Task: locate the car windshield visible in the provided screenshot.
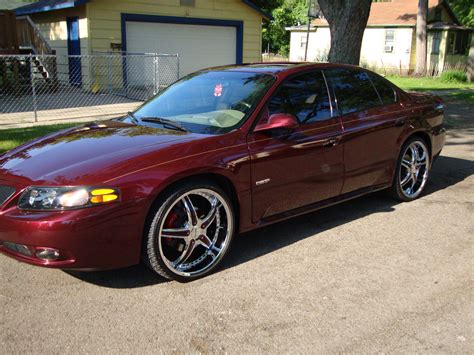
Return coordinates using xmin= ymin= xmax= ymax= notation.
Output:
xmin=127 ymin=71 xmax=276 ymax=134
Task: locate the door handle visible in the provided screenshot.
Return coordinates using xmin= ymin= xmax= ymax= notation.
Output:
xmin=323 ymin=137 xmax=340 ymax=148
xmin=395 ymin=118 xmax=406 ymax=127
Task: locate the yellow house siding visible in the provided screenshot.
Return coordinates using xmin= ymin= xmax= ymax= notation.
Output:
xmin=31 ymin=7 xmax=89 ymax=58
xmin=86 ymin=0 xmax=263 ymax=62
xmin=30 ymin=7 xmax=91 ymax=88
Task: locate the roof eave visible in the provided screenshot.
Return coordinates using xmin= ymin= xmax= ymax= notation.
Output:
xmin=240 ymin=0 xmax=272 ymax=20
xmin=440 ymin=0 xmax=461 ymax=26
xmin=15 ymin=0 xmax=89 ymax=16
xmin=15 ymin=0 xmax=272 ymax=20
xmin=287 ymin=24 xmax=417 ymax=31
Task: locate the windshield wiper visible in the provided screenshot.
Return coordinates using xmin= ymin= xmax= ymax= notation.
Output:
xmin=127 ymin=111 xmax=139 ymax=124
xmin=140 ymin=117 xmax=189 ymax=132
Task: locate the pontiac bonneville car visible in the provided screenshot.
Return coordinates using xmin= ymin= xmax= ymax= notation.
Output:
xmin=0 ymin=63 xmax=445 ymax=281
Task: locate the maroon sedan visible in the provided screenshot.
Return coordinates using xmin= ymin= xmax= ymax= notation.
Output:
xmin=0 ymin=63 xmax=445 ymax=281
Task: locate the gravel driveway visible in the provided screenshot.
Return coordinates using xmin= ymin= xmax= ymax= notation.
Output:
xmin=1 ymin=100 xmax=473 ymax=353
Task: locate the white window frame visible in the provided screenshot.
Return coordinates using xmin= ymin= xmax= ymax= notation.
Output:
xmin=384 ymin=29 xmax=395 ymax=53
xmin=300 ymin=34 xmax=307 ymax=49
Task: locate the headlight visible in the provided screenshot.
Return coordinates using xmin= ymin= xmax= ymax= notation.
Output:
xmin=18 ymin=187 xmax=120 ymax=211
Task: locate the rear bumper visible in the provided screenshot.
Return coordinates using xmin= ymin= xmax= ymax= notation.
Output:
xmin=0 ymin=199 xmax=148 ymax=270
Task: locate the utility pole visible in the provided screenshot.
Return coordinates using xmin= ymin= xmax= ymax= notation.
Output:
xmin=305 ymin=0 xmax=319 ymax=61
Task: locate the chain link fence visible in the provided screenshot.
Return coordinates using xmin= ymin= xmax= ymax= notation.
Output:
xmin=0 ymin=53 xmax=179 ymax=126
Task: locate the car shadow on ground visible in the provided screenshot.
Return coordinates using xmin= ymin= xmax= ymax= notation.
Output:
xmin=65 ymin=154 xmax=473 ymax=289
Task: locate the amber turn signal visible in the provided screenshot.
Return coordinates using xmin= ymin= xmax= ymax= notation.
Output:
xmin=90 ymin=188 xmax=119 ymax=204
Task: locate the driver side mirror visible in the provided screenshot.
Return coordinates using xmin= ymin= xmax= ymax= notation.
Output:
xmin=254 ymin=113 xmax=299 ymax=134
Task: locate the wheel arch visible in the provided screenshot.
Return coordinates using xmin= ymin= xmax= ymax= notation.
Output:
xmin=391 ymin=129 xmax=433 ymax=184
xmin=404 ymin=130 xmax=433 ymax=157
xmin=141 ymin=172 xmax=241 ymax=248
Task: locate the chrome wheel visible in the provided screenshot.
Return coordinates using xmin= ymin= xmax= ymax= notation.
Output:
xmin=399 ymin=140 xmax=430 ymax=199
xmin=157 ymin=188 xmax=233 ymax=277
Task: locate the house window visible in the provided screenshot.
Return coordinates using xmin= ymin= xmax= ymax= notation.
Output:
xmin=300 ymin=35 xmax=307 ymax=48
xmin=447 ymin=31 xmax=456 ymax=54
xmin=384 ymin=29 xmax=395 ymax=53
xmin=455 ymin=31 xmax=471 ymax=55
xmin=431 ymin=31 xmax=441 ymax=54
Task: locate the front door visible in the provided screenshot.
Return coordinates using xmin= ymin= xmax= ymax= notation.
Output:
xmin=248 ymin=70 xmax=344 ymax=222
xmin=66 ymin=17 xmax=81 ymax=86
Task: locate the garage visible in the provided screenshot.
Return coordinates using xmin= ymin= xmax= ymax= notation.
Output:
xmin=123 ymin=14 xmax=243 ymax=78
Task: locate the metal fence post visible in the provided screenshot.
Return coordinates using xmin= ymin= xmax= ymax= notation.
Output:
xmin=107 ymin=55 xmax=113 ymax=94
xmin=153 ymin=54 xmax=158 ymax=95
xmin=176 ymin=53 xmax=180 ymax=80
xmin=29 ymin=54 xmax=38 ymax=123
xmin=0 ymin=52 xmax=180 ymax=125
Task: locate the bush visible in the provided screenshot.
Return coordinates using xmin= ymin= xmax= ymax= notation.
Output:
xmin=440 ymin=70 xmax=467 ymax=83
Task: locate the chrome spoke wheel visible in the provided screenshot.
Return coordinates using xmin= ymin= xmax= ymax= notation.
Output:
xmin=399 ymin=141 xmax=430 ymax=199
xmin=157 ymin=188 xmax=233 ymax=277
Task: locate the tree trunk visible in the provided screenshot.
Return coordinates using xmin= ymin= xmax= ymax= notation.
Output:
xmin=415 ymin=0 xmax=428 ymax=75
xmin=467 ymin=35 xmax=473 ymax=82
xmin=318 ymin=0 xmax=372 ymax=65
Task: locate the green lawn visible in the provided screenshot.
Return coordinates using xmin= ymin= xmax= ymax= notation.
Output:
xmin=0 ymin=123 xmax=79 ymax=154
xmin=386 ymin=76 xmax=474 ymax=103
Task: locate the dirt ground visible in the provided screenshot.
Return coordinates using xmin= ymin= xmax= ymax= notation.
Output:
xmin=1 ymin=99 xmax=473 ymax=353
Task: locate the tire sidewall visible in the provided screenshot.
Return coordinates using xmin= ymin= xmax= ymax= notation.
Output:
xmin=144 ymin=181 xmax=235 ymax=282
xmin=392 ymin=137 xmax=430 ymax=202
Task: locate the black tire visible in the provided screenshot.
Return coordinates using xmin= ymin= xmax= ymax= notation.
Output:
xmin=143 ymin=180 xmax=235 ymax=282
xmin=389 ymin=136 xmax=431 ymax=202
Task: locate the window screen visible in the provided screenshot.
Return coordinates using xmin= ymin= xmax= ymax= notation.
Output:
xmin=431 ymin=31 xmax=441 ymax=54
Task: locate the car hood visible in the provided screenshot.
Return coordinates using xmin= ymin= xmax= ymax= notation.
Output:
xmin=0 ymin=121 xmax=200 ymax=185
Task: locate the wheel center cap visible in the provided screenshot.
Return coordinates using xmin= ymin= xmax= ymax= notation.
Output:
xmin=190 ymin=226 xmax=206 ymax=240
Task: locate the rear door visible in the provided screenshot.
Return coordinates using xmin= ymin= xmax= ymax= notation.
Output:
xmin=248 ymin=70 xmax=344 ymax=221
xmin=324 ymin=68 xmax=406 ymax=193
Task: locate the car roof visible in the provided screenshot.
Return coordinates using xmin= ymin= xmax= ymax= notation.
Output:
xmin=202 ymin=62 xmax=363 ymax=76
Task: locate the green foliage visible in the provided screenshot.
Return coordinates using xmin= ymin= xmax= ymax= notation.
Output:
xmin=262 ymin=0 xmax=308 ymax=56
xmin=440 ymin=70 xmax=468 ymax=83
xmin=447 ymin=0 xmax=474 ymax=27
xmin=250 ymin=0 xmax=284 ymax=13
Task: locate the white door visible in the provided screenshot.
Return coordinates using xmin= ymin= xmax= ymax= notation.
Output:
xmin=126 ymin=21 xmax=237 ymax=79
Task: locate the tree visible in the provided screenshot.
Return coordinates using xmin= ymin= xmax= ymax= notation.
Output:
xmin=415 ymin=0 xmax=428 ymax=75
xmin=262 ymin=0 xmax=308 ymax=55
xmin=318 ymin=0 xmax=372 ymax=65
xmin=448 ymin=0 xmax=474 ymax=27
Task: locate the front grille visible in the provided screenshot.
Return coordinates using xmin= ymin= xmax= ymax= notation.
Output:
xmin=0 ymin=185 xmax=16 ymax=206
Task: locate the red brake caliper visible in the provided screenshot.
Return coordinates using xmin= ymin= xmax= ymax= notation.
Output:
xmin=163 ymin=211 xmax=179 ymax=245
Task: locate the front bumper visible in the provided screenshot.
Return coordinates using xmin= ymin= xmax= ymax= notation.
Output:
xmin=0 ymin=188 xmax=148 ymax=270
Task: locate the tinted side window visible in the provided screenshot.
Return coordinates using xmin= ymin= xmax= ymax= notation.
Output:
xmin=325 ymin=68 xmax=381 ymax=115
xmin=368 ymin=72 xmax=397 ymax=105
xmin=268 ymin=71 xmax=332 ymax=124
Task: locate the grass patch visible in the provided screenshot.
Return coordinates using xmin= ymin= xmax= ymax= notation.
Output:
xmin=386 ymin=75 xmax=474 ymax=104
xmin=0 ymin=123 xmax=80 ymax=154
